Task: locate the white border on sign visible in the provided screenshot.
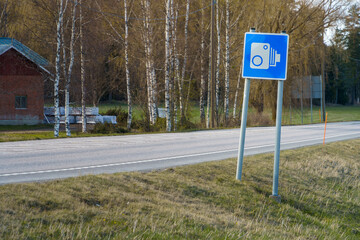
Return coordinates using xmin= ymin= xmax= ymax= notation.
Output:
xmin=242 ymin=32 xmax=289 ymax=81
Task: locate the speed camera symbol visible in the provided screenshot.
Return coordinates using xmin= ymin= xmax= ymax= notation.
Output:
xmin=250 ymin=43 xmax=280 ymax=70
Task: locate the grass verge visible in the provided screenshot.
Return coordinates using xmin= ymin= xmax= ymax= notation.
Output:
xmin=1 ymin=139 xmax=359 ymax=239
xmin=0 ymin=131 xmax=105 ymax=142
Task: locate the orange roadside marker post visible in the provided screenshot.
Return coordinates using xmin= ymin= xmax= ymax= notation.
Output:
xmin=323 ymin=112 xmax=328 ymax=145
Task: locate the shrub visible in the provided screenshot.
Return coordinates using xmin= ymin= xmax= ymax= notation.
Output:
xmin=247 ymin=111 xmax=272 ymax=127
xmin=153 ymin=118 xmax=166 ymax=132
xmin=91 ymin=123 xmax=127 ymax=134
xmin=131 ymin=117 xmax=166 ymax=132
xmin=177 ymin=118 xmax=197 ymax=131
xmin=103 ymin=107 xmax=128 ymax=127
xmin=131 ymin=117 xmax=151 ymax=132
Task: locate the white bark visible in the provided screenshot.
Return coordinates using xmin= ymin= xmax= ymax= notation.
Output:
xmin=179 ymin=0 xmax=190 ymax=119
xmin=199 ymin=0 xmax=205 ymax=123
xmin=224 ymin=0 xmax=230 ymax=121
xmin=80 ymin=0 xmax=86 ymax=133
xmin=171 ymin=1 xmax=178 ymax=130
xmin=64 ymin=0 xmax=77 ymax=137
xmin=124 ymin=0 xmax=132 ymax=130
xmin=151 ymin=65 xmax=157 ymax=123
xmin=142 ymin=0 xmax=153 ymax=124
xmin=215 ymin=2 xmax=221 ymax=121
xmin=206 ymin=46 xmax=211 ymax=129
xmin=61 ymin=18 xmax=67 ymax=134
xmin=142 ymin=0 xmax=157 ymax=125
xmin=54 ymin=0 xmax=65 ymax=137
xmin=165 ymin=0 xmax=171 ymax=131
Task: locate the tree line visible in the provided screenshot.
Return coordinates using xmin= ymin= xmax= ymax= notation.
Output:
xmin=0 ymin=0 xmax=358 ymax=136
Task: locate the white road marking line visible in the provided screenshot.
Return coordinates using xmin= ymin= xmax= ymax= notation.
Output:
xmin=1 ymin=132 xmax=359 ymax=177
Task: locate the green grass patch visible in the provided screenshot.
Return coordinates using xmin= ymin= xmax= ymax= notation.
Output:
xmin=0 ymin=124 xmax=52 ymax=132
xmin=98 ymin=100 xmax=144 ymax=119
xmin=1 ymin=139 xmax=359 ymax=239
xmin=326 ymin=105 xmax=360 ymax=122
xmin=281 ymin=105 xmax=360 ymax=125
xmin=0 ymin=131 xmax=106 ymax=142
xmin=98 ymin=101 xmax=360 ymax=127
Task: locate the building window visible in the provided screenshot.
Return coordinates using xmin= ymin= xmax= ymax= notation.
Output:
xmin=15 ymin=96 xmax=27 ymax=109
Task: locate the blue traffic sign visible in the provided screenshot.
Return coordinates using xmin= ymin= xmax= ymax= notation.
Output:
xmin=242 ymin=32 xmax=289 ymax=80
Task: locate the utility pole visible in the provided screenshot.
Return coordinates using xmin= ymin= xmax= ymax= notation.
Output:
xmin=210 ymin=0 xmax=216 ymax=128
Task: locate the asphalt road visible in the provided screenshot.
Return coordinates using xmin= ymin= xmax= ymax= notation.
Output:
xmin=1 ymin=121 xmax=359 ymax=184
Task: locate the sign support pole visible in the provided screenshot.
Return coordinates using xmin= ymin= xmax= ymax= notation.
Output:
xmin=270 ymin=79 xmax=284 ymax=203
xmin=236 ymin=28 xmax=255 ymax=181
xmin=270 ymin=30 xmax=287 ymax=203
xmin=236 ymin=78 xmax=251 ymax=180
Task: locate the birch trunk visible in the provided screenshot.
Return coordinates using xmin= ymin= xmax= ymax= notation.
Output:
xmin=206 ymin=47 xmax=211 ymax=129
xmin=65 ymin=0 xmax=77 ymax=137
xmin=150 ymin=65 xmax=157 ymax=123
xmin=143 ymin=0 xmax=157 ymax=125
xmin=179 ymin=0 xmax=190 ymax=119
xmin=224 ymin=0 xmax=230 ymax=122
xmin=165 ymin=0 xmax=171 ymax=131
xmin=145 ymin=52 xmax=153 ymax=123
xmin=215 ymin=2 xmax=221 ymax=123
xmin=80 ymin=0 xmax=86 ymax=132
xmin=61 ymin=14 xmax=67 ymax=134
xmin=142 ymin=0 xmax=153 ymax=124
xmin=171 ymin=1 xmax=179 ymax=130
xmin=199 ymin=0 xmax=205 ymax=124
xmin=149 ymin=19 xmax=157 ymax=124
xmin=54 ymin=0 xmax=65 ymax=137
xmin=233 ymin=66 xmax=242 ymax=119
xmin=124 ymin=0 xmax=132 ymax=130
xmin=199 ymin=51 xmax=205 ymax=124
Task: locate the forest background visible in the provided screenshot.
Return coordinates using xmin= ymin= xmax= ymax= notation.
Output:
xmin=0 ymin=0 xmax=359 ymax=135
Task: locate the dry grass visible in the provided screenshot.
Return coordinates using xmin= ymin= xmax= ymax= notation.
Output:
xmin=247 ymin=111 xmax=273 ymax=127
xmin=0 ymin=139 xmax=359 ymax=239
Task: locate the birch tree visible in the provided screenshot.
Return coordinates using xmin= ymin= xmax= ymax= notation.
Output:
xmin=54 ymin=0 xmax=66 ymax=137
xmin=170 ymin=0 xmax=178 ymax=130
xmin=206 ymin=46 xmax=211 ymax=128
xmin=224 ymin=0 xmax=230 ymax=121
xmin=64 ymin=0 xmax=78 ymax=137
xmin=79 ymin=0 xmax=86 ymax=133
xmin=164 ymin=0 xmax=171 ymax=131
xmin=142 ymin=0 xmax=157 ymax=125
xmin=199 ymin=0 xmax=206 ymax=124
xmin=215 ymin=1 xmax=221 ymax=123
xmin=179 ymin=0 xmax=190 ymax=120
xmin=124 ymin=0 xmax=132 ymax=130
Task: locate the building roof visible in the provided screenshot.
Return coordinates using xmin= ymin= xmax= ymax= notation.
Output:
xmin=0 ymin=38 xmax=49 ymax=74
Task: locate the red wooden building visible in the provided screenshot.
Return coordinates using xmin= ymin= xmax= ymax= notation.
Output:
xmin=0 ymin=38 xmax=49 ymax=125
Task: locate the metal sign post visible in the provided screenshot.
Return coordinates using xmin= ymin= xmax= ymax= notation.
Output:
xmin=236 ymin=28 xmax=255 ymax=181
xmin=237 ymin=30 xmax=289 ymax=203
xmin=236 ymin=77 xmax=251 ymax=180
xmin=270 ymin=79 xmax=284 ymax=202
